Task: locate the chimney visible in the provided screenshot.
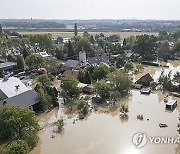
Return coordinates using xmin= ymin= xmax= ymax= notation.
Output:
xmin=15 ymin=85 xmax=20 ymax=90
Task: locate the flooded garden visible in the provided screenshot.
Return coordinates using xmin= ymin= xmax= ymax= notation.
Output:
xmin=31 ymin=61 xmax=180 ymax=154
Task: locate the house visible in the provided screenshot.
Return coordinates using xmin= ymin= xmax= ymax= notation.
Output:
xmin=63 ymin=38 xmax=70 ymax=43
xmin=125 ymin=51 xmax=139 ymax=61
xmin=94 ymin=47 xmax=105 ymax=56
xmin=136 ymin=73 xmax=154 ymax=86
xmin=87 ymin=55 xmax=110 ymax=66
xmin=0 ymin=77 xmax=30 ymax=100
xmin=64 ymin=60 xmax=80 ymax=70
xmin=62 ymin=70 xmax=79 ymax=79
xmin=38 ymin=52 xmax=50 ymax=58
xmin=0 ymin=62 xmax=17 ymax=71
xmin=0 ymin=90 xmax=40 ymax=110
xmin=0 ymin=77 xmax=40 ymax=110
xmin=166 ymin=99 xmax=177 ymax=110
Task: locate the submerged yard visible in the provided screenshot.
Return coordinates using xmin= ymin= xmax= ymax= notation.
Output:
xmin=31 ymin=61 xmax=180 ymax=154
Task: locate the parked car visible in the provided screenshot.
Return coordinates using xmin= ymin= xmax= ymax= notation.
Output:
xmin=140 ymin=88 xmax=151 ymax=94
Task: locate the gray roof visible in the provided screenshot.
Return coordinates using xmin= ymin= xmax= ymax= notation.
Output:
xmin=0 ymin=90 xmax=40 ymax=108
xmin=0 ymin=62 xmax=17 ymax=69
xmin=126 ymin=52 xmax=134 ymax=58
xmin=64 ymin=60 xmax=80 ymax=68
xmin=94 ymin=47 xmax=105 ymax=55
xmin=87 ymin=55 xmax=110 ymax=66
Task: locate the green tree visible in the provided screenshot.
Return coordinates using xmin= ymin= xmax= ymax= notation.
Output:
xmin=124 ymin=61 xmax=134 ymax=72
xmin=61 ymin=77 xmax=81 ymax=101
xmin=171 ymin=30 xmax=180 ymax=41
xmin=0 ymin=106 xmax=38 ymax=150
xmin=77 ymin=100 xmax=89 ymax=119
xmin=67 ymin=40 xmax=74 ymax=58
xmin=108 ymin=35 xmax=120 ymax=42
xmin=108 ymin=71 xmax=131 ymax=96
xmin=120 ymin=104 xmax=129 ymax=115
xmin=173 ymin=39 xmax=180 ymax=55
xmin=16 ymin=56 xmax=25 ymax=71
xmin=22 ymin=48 xmax=29 ymax=60
xmin=0 ymin=24 xmax=2 ymax=34
xmin=74 ymin=23 xmax=78 ymax=36
xmin=158 ymin=31 xmax=169 ymax=40
xmin=90 ymin=35 xmax=95 ymax=44
xmin=25 ymin=54 xmax=43 ymax=69
xmin=37 ymin=74 xmax=51 ymax=87
xmin=53 ymin=119 xmax=64 ymax=133
xmin=92 ymin=64 xmax=109 ymax=81
xmin=7 ymin=140 xmax=29 ymax=154
xmin=95 ymin=80 xmax=112 ymax=100
xmin=158 ymin=41 xmax=170 ymax=61
xmin=35 ymin=84 xmax=51 ymax=111
xmin=29 ymin=34 xmax=54 ymax=53
xmin=116 ymin=55 xmax=126 ymax=68
xmin=110 ymin=90 xmax=121 ymax=104
xmin=78 ymin=69 xmax=91 ymax=84
xmin=76 ymin=38 xmax=93 ymax=55
xmin=0 ymin=69 xmax=3 ymax=78
xmin=0 ymin=145 xmax=7 ymax=154
xmin=133 ymin=34 xmax=157 ymax=60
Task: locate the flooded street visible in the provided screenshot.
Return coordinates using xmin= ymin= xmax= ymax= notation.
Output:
xmin=31 ymin=61 xmax=180 ymax=154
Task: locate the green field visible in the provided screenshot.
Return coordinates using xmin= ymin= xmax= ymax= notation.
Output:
xmin=19 ymin=31 xmax=158 ymax=39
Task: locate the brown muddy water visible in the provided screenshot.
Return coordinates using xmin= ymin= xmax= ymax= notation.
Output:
xmin=31 ymin=61 xmax=180 ymax=154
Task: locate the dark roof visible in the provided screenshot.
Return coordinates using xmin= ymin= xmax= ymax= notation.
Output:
xmin=87 ymin=55 xmax=110 ymax=66
xmin=82 ymin=86 xmax=93 ymax=94
xmin=0 ymin=90 xmax=40 ymax=108
xmin=62 ymin=70 xmax=79 ymax=78
xmin=94 ymin=47 xmax=105 ymax=55
xmin=64 ymin=60 xmax=80 ymax=68
xmin=0 ymin=62 xmax=17 ymax=69
xmin=137 ymin=73 xmax=154 ymax=83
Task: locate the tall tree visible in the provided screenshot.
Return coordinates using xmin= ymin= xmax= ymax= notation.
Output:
xmin=25 ymin=54 xmax=43 ymax=69
xmin=158 ymin=41 xmax=170 ymax=60
xmin=133 ymin=34 xmax=157 ymax=60
xmin=108 ymin=70 xmax=131 ymax=96
xmin=61 ymin=76 xmax=81 ymax=100
xmin=16 ymin=56 xmax=25 ymax=71
xmin=74 ymin=23 xmax=78 ymax=36
xmin=67 ymin=40 xmax=74 ymax=58
xmin=0 ymin=24 xmax=2 ymax=34
xmin=95 ymin=80 xmax=112 ymax=100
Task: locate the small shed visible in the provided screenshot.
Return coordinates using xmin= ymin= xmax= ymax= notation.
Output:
xmin=166 ymin=99 xmax=177 ymax=110
xmin=82 ymin=86 xmax=93 ymax=94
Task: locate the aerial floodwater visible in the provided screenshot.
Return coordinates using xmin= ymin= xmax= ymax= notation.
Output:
xmin=31 ymin=61 xmax=180 ymax=154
